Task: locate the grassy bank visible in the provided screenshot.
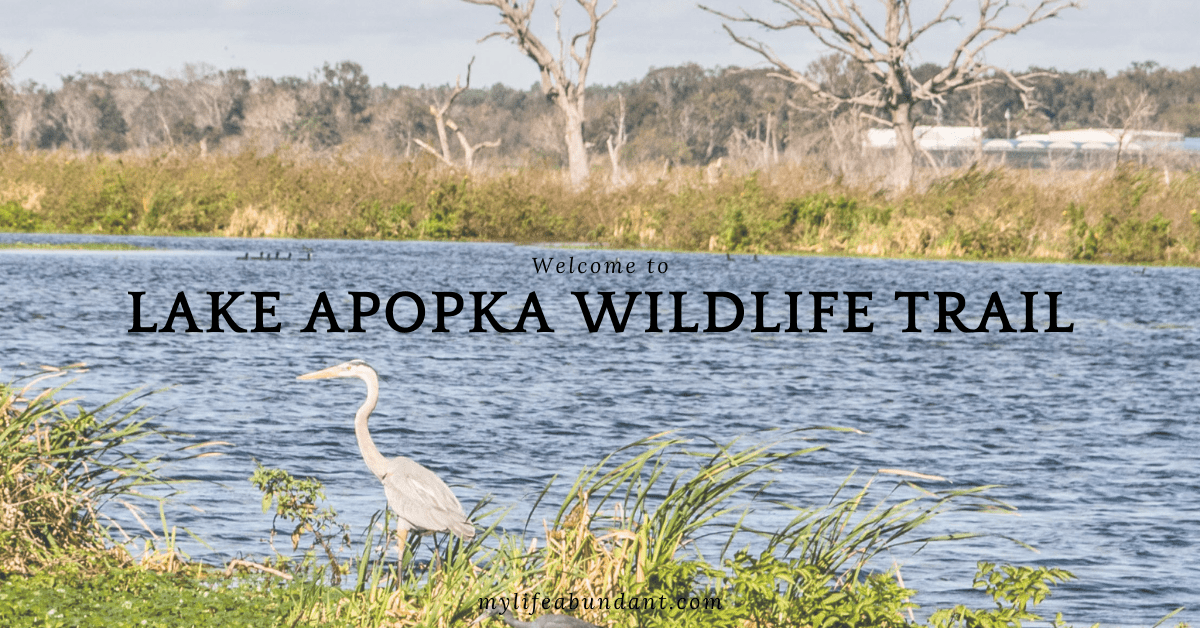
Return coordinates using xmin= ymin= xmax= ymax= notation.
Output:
xmin=0 ymin=369 xmax=1188 ymax=627
xmin=1 ymin=149 xmax=1199 ymax=264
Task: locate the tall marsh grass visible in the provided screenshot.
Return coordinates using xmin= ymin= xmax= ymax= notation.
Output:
xmin=2 ymin=368 xmax=1185 ymax=626
xmin=257 ymin=432 xmax=1101 ymax=628
xmin=0 ymin=365 xmax=221 ymax=574
xmin=2 ymin=148 xmax=1198 ymax=264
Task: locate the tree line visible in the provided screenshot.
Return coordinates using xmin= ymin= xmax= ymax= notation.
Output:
xmin=0 ymin=55 xmax=1196 ymax=171
xmin=4 ymin=0 xmax=1200 ymax=189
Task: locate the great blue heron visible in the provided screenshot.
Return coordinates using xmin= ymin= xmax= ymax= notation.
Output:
xmin=297 ymin=359 xmax=475 ymax=560
xmin=471 ymin=607 xmax=601 ymax=628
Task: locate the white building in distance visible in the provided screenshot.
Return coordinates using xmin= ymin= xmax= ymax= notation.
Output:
xmin=865 ymin=126 xmax=1187 ymax=153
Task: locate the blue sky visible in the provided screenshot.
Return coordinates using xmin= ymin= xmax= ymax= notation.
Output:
xmin=3 ymin=0 xmax=1197 ymax=89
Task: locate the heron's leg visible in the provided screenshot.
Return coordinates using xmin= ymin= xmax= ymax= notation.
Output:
xmin=395 ymin=524 xmax=409 ymax=581
xmin=431 ymin=533 xmax=444 ymax=572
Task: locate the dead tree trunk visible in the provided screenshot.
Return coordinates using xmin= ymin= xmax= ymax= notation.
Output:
xmin=452 ymin=120 xmax=502 ymax=171
xmin=1102 ymin=90 xmax=1155 ymax=169
xmin=415 ymin=59 xmax=472 ymax=167
xmin=605 ymin=93 xmax=627 ymax=186
xmin=464 ymin=0 xmax=616 ymax=188
xmin=413 ymin=58 xmax=501 ymax=171
xmin=891 ymin=102 xmax=917 ymax=188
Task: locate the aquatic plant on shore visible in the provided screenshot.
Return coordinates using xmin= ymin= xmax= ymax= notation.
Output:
xmin=1 ymin=366 xmax=152 ymax=573
xmin=253 ymin=432 xmax=1123 ymax=628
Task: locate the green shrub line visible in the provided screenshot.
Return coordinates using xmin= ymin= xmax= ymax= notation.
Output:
xmin=0 ymin=368 xmax=1189 ymax=626
xmin=2 ymin=150 xmax=1199 ymax=265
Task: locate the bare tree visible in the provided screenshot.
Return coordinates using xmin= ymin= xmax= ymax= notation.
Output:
xmin=1098 ymin=90 xmax=1155 ymax=167
xmin=241 ymin=79 xmax=300 ymax=150
xmin=180 ymin=64 xmax=248 ymax=154
xmin=365 ymin=89 xmax=424 ymax=158
xmin=415 ymin=60 xmax=472 ymax=167
xmin=605 ymin=93 xmax=627 ymax=186
xmin=416 ymin=63 xmax=471 ymax=166
xmin=414 ymin=59 xmax=501 ymax=171
xmin=50 ymin=78 xmax=101 ymax=151
xmin=452 ymin=119 xmax=503 ymax=171
xmin=463 ymin=0 xmax=616 ymax=187
xmin=126 ymin=75 xmax=178 ymax=149
xmin=705 ymin=0 xmax=1079 ymax=186
xmin=9 ymin=88 xmax=41 ymax=150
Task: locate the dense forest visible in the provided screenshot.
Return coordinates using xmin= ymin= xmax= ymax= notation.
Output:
xmin=1 ymin=56 xmax=1197 ymax=170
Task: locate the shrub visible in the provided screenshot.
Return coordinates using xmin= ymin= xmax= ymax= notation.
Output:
xmin=0 ymin=201 xmax=39 ymax=232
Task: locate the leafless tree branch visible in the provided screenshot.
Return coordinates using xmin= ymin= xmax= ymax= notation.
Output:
xmin=705 ymin=0 xmax=1080 ymax=186
xmin=426 ymin=58 xmax=474 ymax=163
xmin=413 ymin=138 xmax=458 ymax=168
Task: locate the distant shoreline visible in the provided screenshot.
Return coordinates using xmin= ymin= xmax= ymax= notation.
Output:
xmin=0 ymin=241 xmax=148 ymax=251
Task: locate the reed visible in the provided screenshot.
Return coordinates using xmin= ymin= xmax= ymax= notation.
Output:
xmin=0 ymin=365 xmax=223 ymax=575
xmin=256 ymin=431 xmax=1109 ymax=628
xmin=0 ymin=369 xmax=1186 ymax=627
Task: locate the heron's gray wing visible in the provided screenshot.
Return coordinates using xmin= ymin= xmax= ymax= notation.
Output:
xmin=381 ymin=456 xmax=475 ymax=538
xmin=535 ymin=614 xmax=602 ymax=628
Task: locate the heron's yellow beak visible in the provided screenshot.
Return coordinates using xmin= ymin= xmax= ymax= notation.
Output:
xmin=297 ymin=365 xmax=341 ymax=380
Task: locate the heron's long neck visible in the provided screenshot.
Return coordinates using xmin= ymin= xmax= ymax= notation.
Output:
xmin=354 ymin=371 xmax=389 ymax=478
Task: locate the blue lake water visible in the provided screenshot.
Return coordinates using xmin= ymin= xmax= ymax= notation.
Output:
xmin=1 ymin=233 xmax=1196 ymax=626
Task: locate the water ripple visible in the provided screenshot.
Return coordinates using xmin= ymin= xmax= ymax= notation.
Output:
xmin=1 ymin=233 xmax=1196 ymax=625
